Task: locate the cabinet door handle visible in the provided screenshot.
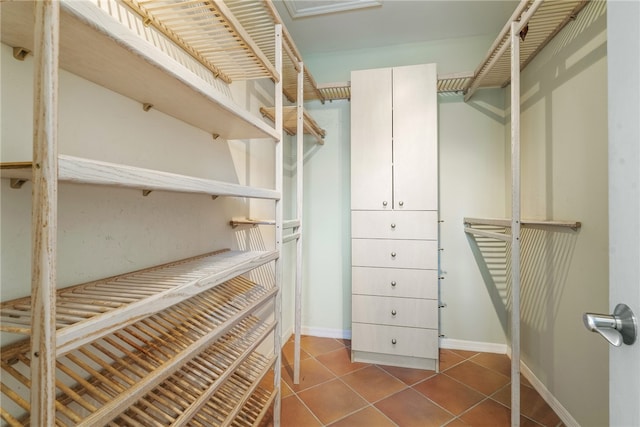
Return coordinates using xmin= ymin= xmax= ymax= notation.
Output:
xmin=391 ymin=339 xmax=397 ymax=345
xmin=391 ymin=310 xmax=397 ymax=316
xmin=391 ymin=281 xmax=397 ymax=287
xmin=391 ymin=252 xmax=396 ymax=258
xmin=382 ymin=201 xmax=388 ymax=207
xmin=398 ymin=201 xmax=404 ymax=207
xmin=390 ymin=223 xmax=396 ymax=229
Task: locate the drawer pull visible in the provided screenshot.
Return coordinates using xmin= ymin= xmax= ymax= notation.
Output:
xmin=391 ymin=281 xmax=397 ymax=287
xmin=391 ymin=338 xmax=397 ymax=345
xmin=390 ymin=223 xmax=396 ymax=229
xmin=391 ymin=252 xmax=397 ymax=258
xmin=391 ymin=310 xmax=397 ymax=316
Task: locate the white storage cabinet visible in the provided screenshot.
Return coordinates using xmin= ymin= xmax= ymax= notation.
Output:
xmin=350 ymin=63 xmax=439 ymax=370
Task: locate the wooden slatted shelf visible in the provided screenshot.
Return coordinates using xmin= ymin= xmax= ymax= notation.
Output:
xmin=0 ymin=249 xmax=278 ymax=355
xmin=0 ymin=277 xmax=276 ymax=426
xmin=260 ymin=106 xmax=325 ymax=145
xmin=0 ymin=156 xmax=280 ymax=200
xmin=0 ymin=0 xmax=278 ymax=140
xmin=464 ymin=0 xmax=587 ymax=100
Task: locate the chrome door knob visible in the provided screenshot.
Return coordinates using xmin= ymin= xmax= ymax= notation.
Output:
xmin=398 ymin=201 xmax=404 ymax=207
xmin=390 ymin=223 xmax=396 ymax=229
xmin=583 ymin=303 xmax=637 ymax=346
xmin=390 ymin=281 xmax=397 ymax=287
xmin=391 ymin=339 xmax=397 ymax=345
xmin=391 ymin=252 xmax=396 ymax=258
xmin=391 ymin=310 xmax=397 ymax=316
xmin=382 ymin=201 xmax=388 ymax=207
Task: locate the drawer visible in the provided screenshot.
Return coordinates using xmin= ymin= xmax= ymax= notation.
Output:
xmin=352 ymin=211 xmax=437 ymax=240
xmin=352 ymin=295 xmax=438 ymax=328
xmin=352 ymin=267 xmax=438 ymax=299
xmin=351 ymin=323 xmax=438 ymax=359
xmin=352 ymin=239 xmax=438 ymax=269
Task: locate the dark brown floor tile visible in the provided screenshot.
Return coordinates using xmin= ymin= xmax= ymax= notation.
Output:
xmin=300 ymin=336 xmax=346 ymax=357
xmin=413 ymin=374 xmax=485 ymax=415
xmin=445 ymin=360 xmax=510 ymax=395
xmin=280 ymin=395 xmax=323 ymax=427
xmin=470 ymin=352 xmax=511 ymax=378
xmin=459 ymin=399 xmax=540 ymax=427
xmin=342 ymin=365 xmax=407 ymax=403
xmin=297 ymin=379 xmax=368 ymax=425
xmin=328 ymin=406 xmax=396 ymax=427
xmin=492 ymin=383 xmax=562 ymax=427
xmin=282 ymin=357 xmax=336 ymax=393
xmin=316 ymin=346 xmax=369 ymax=376
xmin=439 ymin=349 xmax=466 ymax=371
xmin=281 ymin=338 xmax=312 ymax=367
xmin=379 ymin=364 xmax=436 ymax=385
xmin=375 ymin=388 xmax=455 ymax=427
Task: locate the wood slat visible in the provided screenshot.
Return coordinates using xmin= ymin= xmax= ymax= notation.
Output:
xmin=259 ymin=107 xmax=325 ymax=144
xmin=0 ymin=277 xmax=276 ymax=426
xmin=0 ymin=249 xmax=279 ymax=355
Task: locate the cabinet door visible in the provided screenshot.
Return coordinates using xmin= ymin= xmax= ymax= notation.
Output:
xmin=351 ymin=67 xmax=393 ymax=210
xmin=392 ymin=64 xmax=438 ymax=211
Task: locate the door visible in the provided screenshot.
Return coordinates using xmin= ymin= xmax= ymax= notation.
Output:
xmin=607 ymin=2 xmax=639 ymax=425
xmin=392 ymin=63 xmax=438 ymax=211
xmin=351 ymin=67 xmax=392 ymax=210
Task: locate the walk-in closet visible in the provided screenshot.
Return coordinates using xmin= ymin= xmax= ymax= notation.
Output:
xmin=1 ymin=0 xmax=638 ymax=426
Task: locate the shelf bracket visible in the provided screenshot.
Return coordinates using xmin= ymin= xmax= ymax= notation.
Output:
xmin=13 ymin=47 xmax=31 ymax=61
xmin=10 ymin=178 xmax=27 ymax=189
xmin=142 ymin=190 xmax=152 ymax=196
xmin=142 ymin=103 xmax=153 ymax=112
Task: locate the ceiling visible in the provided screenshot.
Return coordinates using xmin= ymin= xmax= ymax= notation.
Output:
xmin=272 ymin=0 xmax=521 ymax=56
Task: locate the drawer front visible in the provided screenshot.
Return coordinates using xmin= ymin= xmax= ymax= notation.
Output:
xmin=352 ymin=239 xmax=438 ymax=269
xmin=352 ymin=295 xmax=438 ymax=328
xmin=352 ymin=267 xmax=438 ymax=299
xmin=351 ymin=211 xmax=437 ymax=240
xmin=351 ymin=323 xmax=438 ymax=359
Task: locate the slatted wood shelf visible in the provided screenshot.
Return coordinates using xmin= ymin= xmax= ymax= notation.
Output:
xmin=464 ymin=0 xmax=588 ymax=100
xmin=260 ymin=106 xmax=325 ymax=145
xmin=0 ymin=156 xmax=280 ymax=200
xmin=1 ymin=276 xmax=276 ymax=425
xmin=0 ymin=0 xmax=278 ymax=140
xmin=0 ymin=249 xmax=278 ymax=355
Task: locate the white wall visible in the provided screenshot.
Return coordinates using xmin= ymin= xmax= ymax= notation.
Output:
xmin=507 ymin=2 xmax=609 ymax=425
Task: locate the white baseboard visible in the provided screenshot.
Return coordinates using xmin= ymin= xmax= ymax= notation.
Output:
xmin=300 ymin=326 xmax=351 ymax=340
xmin=519 ymin=362 xmax=580 ymax=427
xmin=440 ymin=337 xmax=508 ymax=354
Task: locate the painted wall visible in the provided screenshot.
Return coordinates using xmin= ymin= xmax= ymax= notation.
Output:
xmin=504 ymin=2 xmax=609 ymax=425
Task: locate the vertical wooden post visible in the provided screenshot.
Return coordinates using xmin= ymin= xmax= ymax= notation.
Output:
xmin=31 ymin=1 xmax=59 ymax=425
xmin=510 ymin=20 xmax=521 ymax=427
xmin=273 ymin=23 xmax=283 ymax=427
xmin=293 ymin=61 xmax=304 ymax=385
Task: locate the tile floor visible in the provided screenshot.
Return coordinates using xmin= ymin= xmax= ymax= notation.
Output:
xmin=268 ymin=335 xmax=564 ymax=427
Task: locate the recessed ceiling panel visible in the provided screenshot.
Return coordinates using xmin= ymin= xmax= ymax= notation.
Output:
xmin=284 ymin=0 xmax=382 ymax=18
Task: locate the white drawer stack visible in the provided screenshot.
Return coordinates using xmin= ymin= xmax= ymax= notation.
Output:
xmin=351 ymin=211 xmax=439 ymax=370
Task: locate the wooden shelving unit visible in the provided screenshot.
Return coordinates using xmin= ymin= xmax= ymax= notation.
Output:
xmin=260 ymin=106 xmax=325 ymax=145
xmin=0 ymin=0 xmax=287 ymax=424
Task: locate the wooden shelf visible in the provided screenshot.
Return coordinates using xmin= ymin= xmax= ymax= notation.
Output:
xmin=260 ymin=106 xmax=326 ymax=145
xmin=0 ymin=249 xmax=278 ymax=355
xmin=1 ymin=156 xmax=280 ymax=200
xmin=230 ymin=218 xmax=276 ymax=228
xmin=464 ymin=0 xmax=587 ymax=100
xmin=0 ymin=0 xmax=278 ymax=140
xmin=1 ymin=277 xmax=276 ymax=425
